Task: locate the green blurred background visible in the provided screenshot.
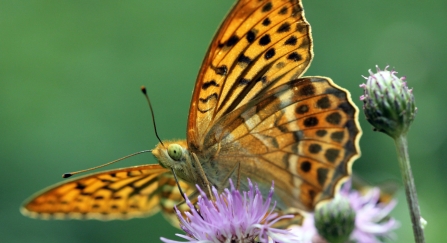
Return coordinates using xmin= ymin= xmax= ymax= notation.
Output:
xmin=1 ymin=0 xmax=446 ymax=242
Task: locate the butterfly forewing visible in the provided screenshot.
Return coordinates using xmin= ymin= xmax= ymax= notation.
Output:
xmin=21 ymin=165 xmax=195 ymax=222
xmin=188 ymin=0 xmax=312 ymax=147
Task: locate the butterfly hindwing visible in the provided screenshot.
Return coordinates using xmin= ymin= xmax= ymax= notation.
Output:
xmin=201 ymin=77 xmax=360 ymax=210
xmin=21 ymin=165 xmax=195 ymax=222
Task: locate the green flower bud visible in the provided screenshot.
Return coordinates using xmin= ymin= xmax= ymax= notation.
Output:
xmin=314 ymin=196 xmax=356 ymax=243
xmin=360 ymin=65 xmax=417 ymax=138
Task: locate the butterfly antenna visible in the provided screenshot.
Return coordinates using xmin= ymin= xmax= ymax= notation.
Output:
xmin=62 ymin=150 xmax=152 ymax=178
xmin=141 ymin=86 xmax=164 ymax=148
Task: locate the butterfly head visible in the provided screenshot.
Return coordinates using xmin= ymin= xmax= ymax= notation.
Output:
xmin=152 ymin=140 xmax=194 ymax=182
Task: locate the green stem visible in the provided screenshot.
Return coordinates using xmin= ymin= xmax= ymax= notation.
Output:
xmin=394 ymin=134 xmax=425 ymax=243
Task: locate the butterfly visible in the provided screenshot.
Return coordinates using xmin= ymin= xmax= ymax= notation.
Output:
xmin=21 ymin=0 xmax=361 ymax=225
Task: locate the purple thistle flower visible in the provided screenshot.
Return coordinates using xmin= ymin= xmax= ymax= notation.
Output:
xmin=290 ymin=181 xmax=399 ymax=243
xmin=345 ymin=181 xmax=399 ymax=243
xmin=161 ymin=179 xmax=301 ymax=243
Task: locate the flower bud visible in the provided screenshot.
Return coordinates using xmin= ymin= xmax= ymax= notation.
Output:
xmin=314 ymin=196 xmax=356 ymax=243
xmin=360 ymin=65 xmax=417 ymax=138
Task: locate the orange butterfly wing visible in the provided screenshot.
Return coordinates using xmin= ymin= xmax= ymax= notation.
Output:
xmin=186 ymin=0 xmax=361 ymax=211
xmin=204 ymin=77 xmax=361 ymax=210
xmin=21 ymin=165 xmax=194 ymax=223
xmin=188 ymin=0 xmax=312 ymax=149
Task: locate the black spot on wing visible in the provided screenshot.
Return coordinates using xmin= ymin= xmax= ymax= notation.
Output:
xmin=317 ymin=96 xmax=331 ymax=109
xmin=199 ymin=93 xmax=218 ymax=103
xmin=262 ymin=2 xmax=273 ymax=12
xmin=317 ymin=168 xmax=329 ymax=187
xmin=299 ymin=84 xmax=316 ymax=96
xmin=75 ymin=183 xmax=86 ymax=190
xmin=246 ymin=30 xmax=256 ymax=43
xmin=277 ymin=22 xmax=291 ymax=33
xmin=239 ymin=78 xmax=251 ymax=86
xmin=303 ymin=117 xmax=318 ymax=127
xmin=237 ymin=53 xmax=252 ymax=65
xmin=202 ymin=80 xmax=219 ymax=90
xmin=326 ymin=112 xmax=342 ymax=125
xmin=215 ymin=65 xmax=227 ymax=76
xmin=264 ymin=48 xmax=275 ymax=60
xmin=284 ymin=36 xmax=297 ymax=46
xmin=325 ymin=149 xmax=340 ymax=163
xmin=259 ymin=34 xmax=271 ymax=46
xmin=262 ymin=18 xmax=271 ymax=26
xmin=301 ymin=161 xmax=311 ymax=172
xmin=226 ymin=35 xmax=239 ymax=47
xmin=296 ymin=104 xmax=309 ymax=114
xmin=308 ymin=144 xmax=322 ymax=154
xmin=287 ymin=52 xmax=302 ymax=62
xmin=331 ymin=131 xmax=345 ymax=143
xmin=316 ymin=130 xmax=327 ymax=137
xmin=278 ymin=6 xmax=288 ymax=15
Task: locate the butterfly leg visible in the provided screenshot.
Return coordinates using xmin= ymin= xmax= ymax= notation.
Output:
xmin=191 ymin=152 xmax=213 ymax=200
xmin=213 ymin=142 xmax=221 ymax=159
xmin=218 ymin=161 xmax=241 ymax=190
xmin=236 ymin=161 xmax=241 ymax=189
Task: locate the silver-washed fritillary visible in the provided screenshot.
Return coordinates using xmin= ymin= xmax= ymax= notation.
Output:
xmin=21 ymin=0 xmax=361 ymax=224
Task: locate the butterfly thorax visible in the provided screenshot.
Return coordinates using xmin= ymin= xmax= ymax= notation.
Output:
xmin=152 ymin=138 xmax=288 ymax=208
xmin=152 ymin=140 xmax=211 ymax=189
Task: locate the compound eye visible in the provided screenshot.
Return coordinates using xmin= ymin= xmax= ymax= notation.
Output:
xmin=167 ymin=144 xmax=182 ymax=161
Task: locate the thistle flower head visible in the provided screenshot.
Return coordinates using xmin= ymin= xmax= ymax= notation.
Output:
xmin=360 ymin=65 xmax=417 ymax=138
xmin=314 ymin=196 xmax=356 ymax=243
xmin=161 ymin=179 xmax=300 ymax=243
